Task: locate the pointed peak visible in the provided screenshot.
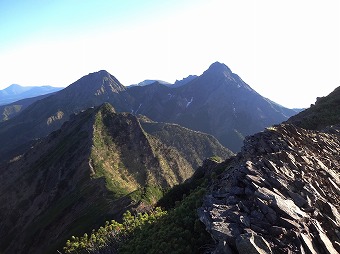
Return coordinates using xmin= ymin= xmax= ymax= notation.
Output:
xmin=6 ymin=84 xmax=22 ymax=89
xmin=67 ymin=69 xmax=126 ymax=93
xmin=206 ymin=61 xmax=232 ymax=73
xmin=97 ymin=102 xmax=116 ymax=114
xmin=87 ymin=70 xmax=113 ymax=78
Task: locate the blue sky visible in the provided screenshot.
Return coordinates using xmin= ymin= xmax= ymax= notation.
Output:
xmin=1 ymin=0 xmax=339 ymax=108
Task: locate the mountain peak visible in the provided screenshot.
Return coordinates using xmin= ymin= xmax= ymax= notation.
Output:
xmin=5 ymin=84 xmax=22 ymax=89
xmin=206 ymin=61 xmax=232 ymax=74
xmin=1 ymin=84 xmax=30 ymax=94
xmin=85 ymin=70 xmax=116 ymax=80
xmin=92 ymin=69 xmax=110 ymax=75
xmin=67 ymin=69 xmax=126 ymax=94
xmin=97 ymin=102 xmax=117 ymax=114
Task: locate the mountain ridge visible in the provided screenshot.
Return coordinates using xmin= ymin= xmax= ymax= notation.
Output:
xmin=0 ymin=64 xmax=338 ymax=254
xmin=0 ymin=71 xmax=131 ymax=160
xmin=127 ymin=62 xmax=297 ymax=151
xmin=286 ymin=86 xmax=340 ymax=130
xmin=59 ymin=83 xmax=340 ymax=254
xmin=0 ymin=84 xmax=63 ymax=105
xmin=0 ymin=102 xmax=232 ymax=253
xmin=0 ymin=62 xmax=297 ymax=161
xmin=0 ymin=92 xmax=59 ymax=121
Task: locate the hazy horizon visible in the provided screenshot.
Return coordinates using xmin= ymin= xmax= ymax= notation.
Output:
xmin=1 ymin=0 xmax=339 ymax=108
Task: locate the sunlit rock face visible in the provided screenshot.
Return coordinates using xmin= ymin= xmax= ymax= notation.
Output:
xmin=199 ymin=123 xmax=340 ymax=254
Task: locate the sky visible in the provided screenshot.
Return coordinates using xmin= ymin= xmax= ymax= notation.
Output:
xmin=0 ymin=0 xmax=339 ymax=108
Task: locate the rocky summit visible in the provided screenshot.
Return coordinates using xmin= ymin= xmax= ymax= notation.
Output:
xmin=199 ymin=123 xmax=340 ymax=253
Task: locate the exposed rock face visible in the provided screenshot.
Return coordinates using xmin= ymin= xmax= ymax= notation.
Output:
xmin=199 ymin=124 xmax=340 ymax=253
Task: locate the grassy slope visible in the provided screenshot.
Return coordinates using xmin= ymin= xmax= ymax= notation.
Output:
xmin=63 ymin=158 xmax=229 ymax=254
xmin=141 ymin=121 xmax=234 ymax=169
xmin=287 ymin=86 xmax=340 ymax=130
xmin=1 ymin=103 xmax=217 ymax=253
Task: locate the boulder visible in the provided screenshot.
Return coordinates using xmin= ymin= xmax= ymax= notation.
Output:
xmin=235 ymin=232 xmax=272 ymax=254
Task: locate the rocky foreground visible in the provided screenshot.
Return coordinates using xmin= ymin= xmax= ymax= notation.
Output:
xmin=199 ymin=124 xmax=340 ymax=253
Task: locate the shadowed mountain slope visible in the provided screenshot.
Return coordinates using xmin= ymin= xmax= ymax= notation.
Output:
xmin=287 ymin=85 xmax=340 ymax=130
xmin=0 ymin=103 xmax=231 ymax=254
xmin=140 ymin=119 xmax=234 ymax=169
xmin=0 ymin=70 xmax=132 ymax=161
xmin=0 ymin=63 xmax=296 ymax=162
xmin=128 ymin=62 xmax=297 ymax=151
xmin=0 ymin=92 xmax=58 ymax=121
xmin=74 ymin=85 xmax=340 ymax=254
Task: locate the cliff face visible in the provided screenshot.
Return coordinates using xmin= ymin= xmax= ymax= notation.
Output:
xmin=199 ymin=123 xmax=340 ymax=253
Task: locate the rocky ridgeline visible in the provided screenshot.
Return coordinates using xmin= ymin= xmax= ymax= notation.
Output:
xmin=199 ymin=124 xmax=340 ymax=254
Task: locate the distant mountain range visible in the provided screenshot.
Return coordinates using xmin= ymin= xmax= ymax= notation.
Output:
xmin=0 ymin=61 xmax=338 ymax=254
xmin=128 ymin=79 xmax=171 ymax=87
xmin=0 ymin=62 xmax=297 ymax=161
xmin=0 ymin=84 xmax=62 ymax=105
xmin=0 ymin=93 xmax=59 ymax=121
xmin=127 ymin=75 xmax=198 ymax=88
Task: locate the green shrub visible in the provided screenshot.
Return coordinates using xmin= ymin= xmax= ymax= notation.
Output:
xmin=63 ymin=207 xmax=166 ymax=253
